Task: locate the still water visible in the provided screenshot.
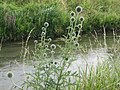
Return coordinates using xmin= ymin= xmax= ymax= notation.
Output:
xmin=0 ymin=35 xmax=119 ymax=90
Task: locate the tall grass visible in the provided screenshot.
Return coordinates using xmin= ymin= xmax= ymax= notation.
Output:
xmin=0 ymin=0 xmax=120 ymax=41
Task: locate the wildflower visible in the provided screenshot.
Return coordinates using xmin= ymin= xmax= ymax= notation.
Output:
xmin=44 ymin=22 xmax=49 ymax=28
xmin=74 ymin=42 xmax=79 ymax=47
xmin=42 ymin=27 xmax=45 ymax=30
xmin=77 ymin=24 xmax=82 ymax=29
xmin=7 ymin=71 xmax=13 ymax=78
xmin=34 ymin=40 xmax=38 ymax=44
xmin=45 ymin=45 xmax=49 ymax=48
xmin=41 ymin=32 xmax=46 ymax=37
xmin=70 ymin=16 xmax=75 ymax=22
xmin=50 ymin=44 xmax=56 ymax=50
xmin=75 ymin=6 xmax=82 ymax=13
xmin=48 ymin=38 xmax=52 ymax=42
xmin=79 ymin=16 xmax=84 ymax=22
xmin=43 ymin=53 xmax=47 ymax=57
xmin=70 ymin=11 xmax=76 ymax=16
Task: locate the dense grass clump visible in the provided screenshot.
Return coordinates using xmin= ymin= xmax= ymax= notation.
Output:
xmin=0 ymin=0 xmax=120 ymax=41
xmin=0 ymin=1 xmax=68 ymax=41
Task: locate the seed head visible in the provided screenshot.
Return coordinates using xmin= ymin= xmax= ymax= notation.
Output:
xmin=70 ymin=16 xmax=75 ymax=22
xmin=79 ymin=16 xmax=84 ymax=22
xmin=34 ymin=40 xmax=38 ymax=44
xmin=42 ymin=27 xmax=45 ymax=31
xmin=70 ymin=11 xmax=76 ymax=16
xmin=7 ymin=71 xmax=13 ymax=78
xmin=50 ymin=44 xmax=56 ymax=50
xmin=45 ymin=45 xmax=49 ymax=48
xmin=44 ymin=22 xmax=49 ymax=28
xmin=76 ymin=6 xmax=82 ymax=13
xmin=77 ymin=24 xmax=82 ymax=29
xmin=41 ymin=32 xmax=46 ymax=37
xmin=43 ymin=53 xmax=47 ymax=57
xmin=48 ymin=38 xmax=52 ymax=42
xmin=74 ymin=42 xmax=79 ymax=47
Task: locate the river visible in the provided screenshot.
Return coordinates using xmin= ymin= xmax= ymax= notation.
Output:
xmin=0 ymin=35 xmax=119 ymax=90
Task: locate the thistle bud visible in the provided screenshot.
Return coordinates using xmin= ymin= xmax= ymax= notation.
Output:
xmin=50 ymin=44 xmax=56 ymax=50
xmin=76 ymin=6 xmax=82 ymax=13
xmin=44 ymin=22 xmax=49 ymax=28
xmin=70 ymin=11 xmax=76 ymax=17
xmin=7 ymin=71 xmax=13 ymax=78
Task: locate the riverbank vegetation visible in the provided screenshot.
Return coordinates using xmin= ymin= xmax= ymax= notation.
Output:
xmin=5 ymin=4 xmax=120 ymax=89
xmin=0 ymin=0 xmax=120 ymax=41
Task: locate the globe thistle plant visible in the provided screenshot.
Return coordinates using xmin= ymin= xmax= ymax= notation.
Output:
xmin=75 ymin=6 xmax=83 ymax=13
xmin=77 ymin=24 xmax=82 ymax=29
xmin=44 ymin=22 xmax=49 ymax=28
xmin=70 ymin=11 xmax=76 ymax=17
xmin=34 ymin=40 xmax=38 ymax=44
xmin=50 ymin=44 xmax=56 ymax=50
xmin=70 ymin=16 xmax=75 ymax=22
xmin=79 ymin=16 xmax=84 ymax=22
xmin=7 ymin=71 xmax=13 ymax=78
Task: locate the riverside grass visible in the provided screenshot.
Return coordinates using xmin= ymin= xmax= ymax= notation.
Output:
xmin=0 ymin=0 xmax=120 ymax=41
xmin=7 ymin=6 xmax=120 ymax=90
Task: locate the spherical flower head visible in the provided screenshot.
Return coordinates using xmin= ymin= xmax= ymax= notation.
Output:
xmin=41 ymin=32 xmax=46 ymax=37
xmin=70 ymin=11 xmax=76 ymax=17
xmin=7 ymin=71 xmax=13 ymax=78
xmin=75 ymin=6 xmax=82 ymax=13
xmin=43 ymin=53 xmax=47 ymax=57
xmin=44 ymin=22 xmax=49 ymax=28
xmin=79 ymin=16 xmax=84 ymax=22
xmin=42 ymin=27 xmax=45 ymax=31
xmin=34 ymin=40 xmax=38 ymax=44
xmin=74 ymin=42 xmax=79 ymax=47
xmin=70 ymin=16 xmax=75 ymax=22
xmin=45 ymin=45 xmax=49 ymax=49
xmin=50 ymin=44 xmax=56 ymax=50
xmin=48 ymin=38 xmax=52 ymax=42
xmin=77 ymin=24 xmax=82 ymax=29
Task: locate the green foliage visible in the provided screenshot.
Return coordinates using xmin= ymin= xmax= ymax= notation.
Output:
xmin=0 ymin=0 xmax=120 ymax=41
xmin=0 ymin=1 xmax=68 ymax=41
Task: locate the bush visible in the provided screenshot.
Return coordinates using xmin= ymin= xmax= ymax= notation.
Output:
xmin=0 ymin=2 xmax=68 ymax=41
